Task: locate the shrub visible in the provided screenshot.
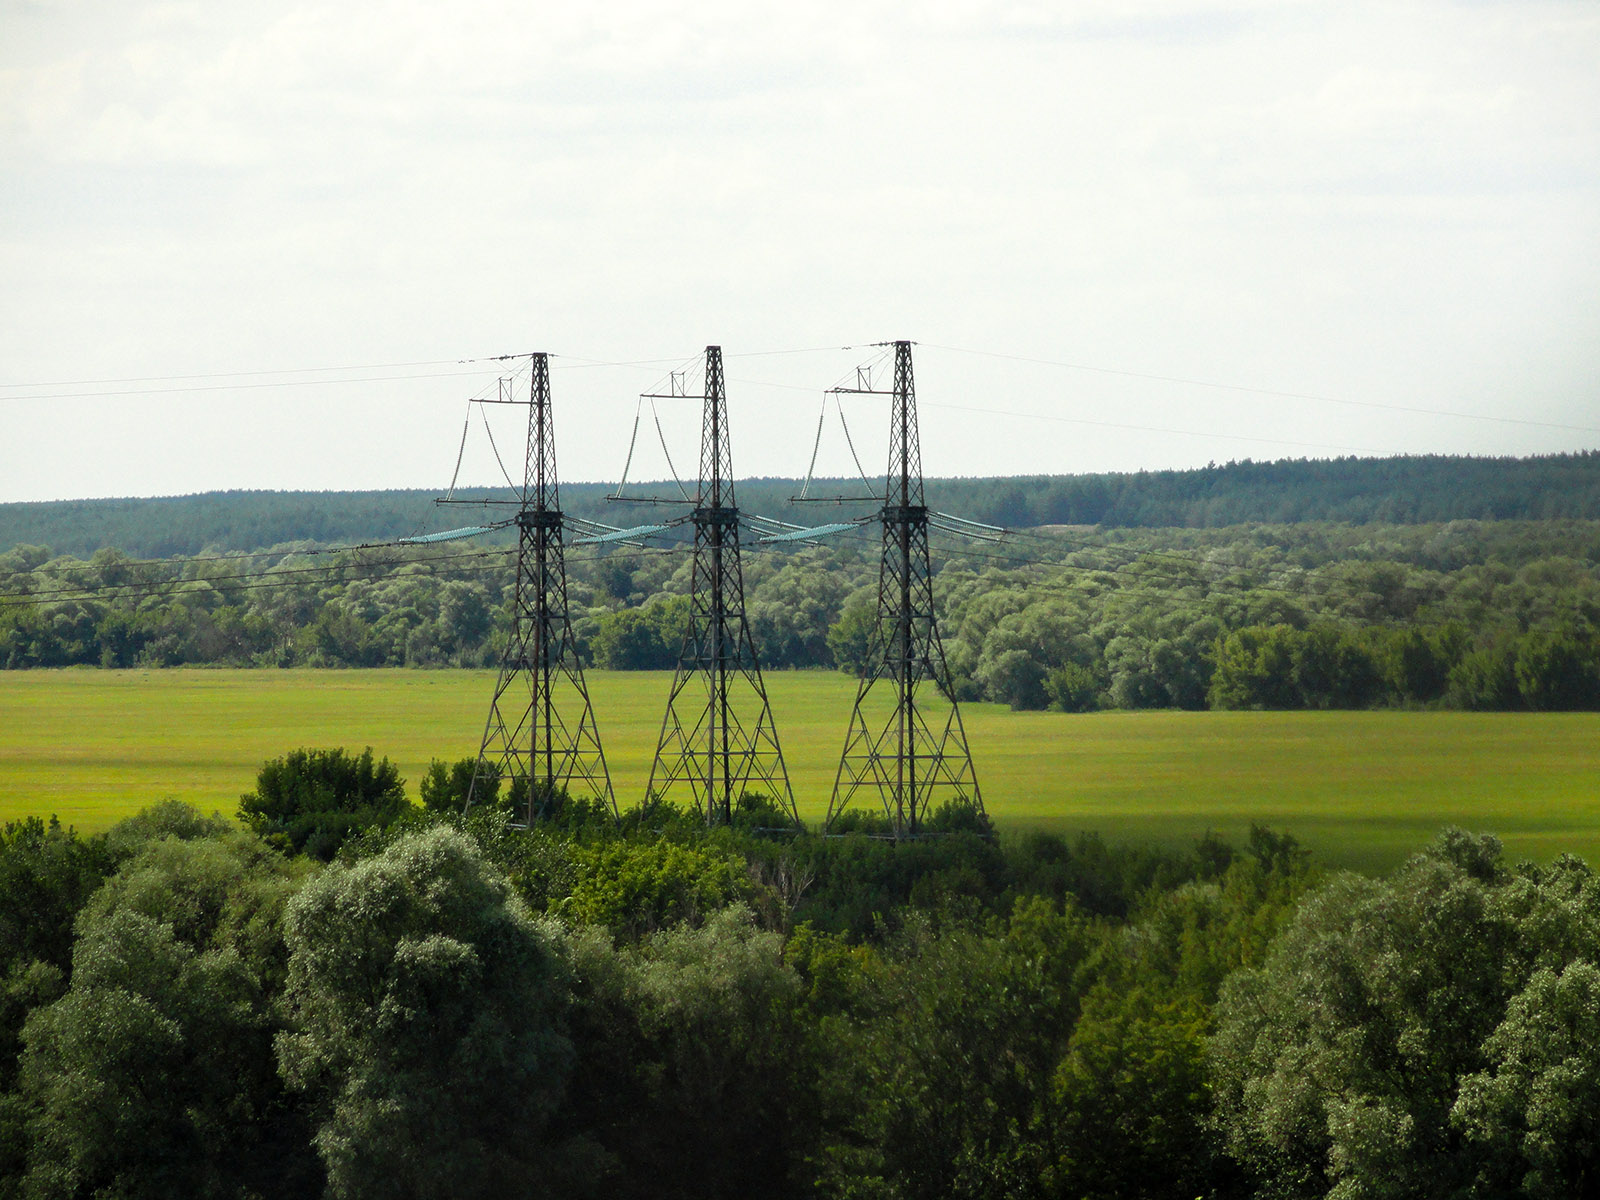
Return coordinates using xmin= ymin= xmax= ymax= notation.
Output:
xmin=239 ymin=747 xmax=409 ymax=860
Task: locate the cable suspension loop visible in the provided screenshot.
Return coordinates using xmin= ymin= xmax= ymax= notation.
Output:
xmin=651 ymin=398 xmax=694 ymax=502
xmin=479 ymin=395 xmax=520 ymax=493
xmin=616 ymin=397 xmax=644 ymax=497
xmin=799 ymin=395 xmax=827 ymax=500
xmin=837 ymin=395 xmax=877 ymax=491
xmin=444 ymin=405 xmax=472 ymax=501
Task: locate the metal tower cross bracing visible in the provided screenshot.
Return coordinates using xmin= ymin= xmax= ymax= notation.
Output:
xmin=646 ymin=346 xmax=799 ymax=826
xmin=468 ymin=353 xmax=616 ymax=823
xmin=825 ymin=340 xmax=983 ymax=838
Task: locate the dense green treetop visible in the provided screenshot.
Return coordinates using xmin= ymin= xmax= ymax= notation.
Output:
xmin=1211 ymin=831 xmax=1600 ymax=1199
xmin=278 ymin=827 xmax=574 ymax=1199
xmin=238 ymin=747 xmax=409 ymax=860
xmin=16 ymin=828 xmax=316 ymax=1199
xmin=1 ymin=783 xmax=1598 ymax=1198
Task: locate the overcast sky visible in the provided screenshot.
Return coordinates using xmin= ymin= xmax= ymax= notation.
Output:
xmin=1 ymin=0 xmax=1596 ymax=505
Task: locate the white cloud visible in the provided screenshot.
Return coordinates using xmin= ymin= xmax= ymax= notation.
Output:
xmin=0 ymin=0 xmax=1596 ymax=500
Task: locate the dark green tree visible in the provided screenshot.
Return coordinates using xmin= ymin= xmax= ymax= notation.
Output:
xmin=590 ymin=597 xmax=689 ymax=670
xmin=814 ymin=916 xmax=1059 ymax=1199
xmin=1209 ymin=625 xmax=1301 ymax=709
xmin=16 ymin=827 xmax=317 ymax=1199
xmin=557 ymin=907 xmax=817 ymax=1200
xmin=1289 ymin=623 xmax=1383 ymax=709
xmin=1053 ymin=987 xmax=1212 ymax=1200
xmin=1514 ymin=627 xmax=1600 ymax=710
xmin=1210 ymin=831 xmax=1600 ymax=1199
xmin=238 ymin=747 xmax=409 ymax=859
xmin=1451 ymin=637 xmax=1524 ymax=710
xmin=418 ymin=756 xmax=492 ymax=813
xmin=276 ymin=827 xmax=574 ymax=1200
xmin=825 ymin=599 xmax=877 ymax=676
xmin=1452 ymin=959 xmax=1600 ymax=1198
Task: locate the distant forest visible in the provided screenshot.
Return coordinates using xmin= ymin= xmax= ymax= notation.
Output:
xmin=5 ymin=452 xmax=1600 ymax=558
xmin=5 ymin=452 xmax=1600 ymax=712
xmin=5 ymin=514 xmax=1600 ymax=711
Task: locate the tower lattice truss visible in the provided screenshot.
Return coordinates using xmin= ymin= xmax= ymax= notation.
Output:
xmin=647 ymin=346 xmax=798 ymax=825
xmin=472 ymin=353 xmax=615 ymax=822
xmin=827 ymin=340 xmax=983 ymax=837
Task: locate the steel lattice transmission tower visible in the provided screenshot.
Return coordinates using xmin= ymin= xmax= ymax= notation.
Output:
xmin=825 ymin=341 xmax=983 ymax=837
xmin=646 ymin=346 xmax=799 ymax=825
xmin=469 ymin=353 xmax=616 ymax=823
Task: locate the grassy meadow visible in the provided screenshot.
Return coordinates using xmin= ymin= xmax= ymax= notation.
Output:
xmin=3 ymin=668 xmax=1598 ymax=872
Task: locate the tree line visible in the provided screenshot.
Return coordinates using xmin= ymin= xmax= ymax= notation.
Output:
xmin=4 ymin=517 xmax=1599 ymax=711
xmin=5 ymin=452 xmax=1600 ymax=560
xmin=2 ymin=748 xmax=1598 ymax=1198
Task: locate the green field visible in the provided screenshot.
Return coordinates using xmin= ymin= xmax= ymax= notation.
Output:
xmin=3 ymin=668 xmax=1598 ymax=872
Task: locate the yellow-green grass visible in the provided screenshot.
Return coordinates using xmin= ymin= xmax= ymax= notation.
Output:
xmin=2 ymin=668 xmax=1597 ymax=873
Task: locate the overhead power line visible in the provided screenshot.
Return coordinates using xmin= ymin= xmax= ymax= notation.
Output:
xmin=5 ymin=339 xmax=1589 ymax=450
xmin=920 ymin=342 xmax=1600 ymax=437
xmin=0 ymin=346 xmax=861 ymax=396
xmin=0 ymin=368 xmax=498 ymax=403
xmin=0 ymin=523 xmax=1534 ymax=636
xmin=920 ymin=400 xmax=1391 ymax=455
xmin=0 ymin=358 xmax=470 ymax=390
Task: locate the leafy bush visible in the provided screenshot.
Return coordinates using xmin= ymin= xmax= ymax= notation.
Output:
xmin=1045 ymin=661 xmax=1104 ymax=712
xmin=591 ymin=596 xmax=690 ymax=670
xmin=239 ymin=747 xmax=410 ymax=860
xmin=564 ymin=840 xmax=760 ymax=938
xmin=419 ymin=755 xmax=483 ymax=812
